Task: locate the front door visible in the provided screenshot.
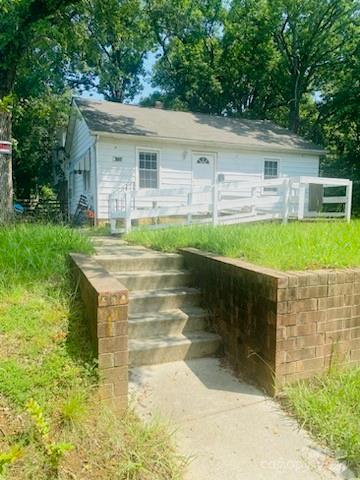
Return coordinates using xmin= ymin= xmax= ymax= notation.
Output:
xmin=192 ymin=153 xmax=215 ymax=190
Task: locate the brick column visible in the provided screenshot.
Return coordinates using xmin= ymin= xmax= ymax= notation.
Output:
xmin=69 ymin=253 xmax=128 ymax=411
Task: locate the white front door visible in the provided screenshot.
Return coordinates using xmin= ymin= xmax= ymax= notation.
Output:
xmin=192 ymin=153 xmax=215 ymax=189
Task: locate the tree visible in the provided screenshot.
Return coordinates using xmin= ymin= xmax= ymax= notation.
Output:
xmin=221 ymin=0 xmax=278 ymax=118
xmin=0 ymin=0 xmax=81 ymax=99
xmin=270 ymin=0 xmax=357 ymax=133
xmin=12 ymin=94 xmax=71 ymax=198
xmin=147 ymin=0 xmax=225 ymax=113
xmin=150 ymin=0 xmax=357 ymax=133
xmin=79 ymin=0 xmax=154 ymax=102
xmin=0 ymin=0 xmax=80 ymax=223
xmin=317 ymin=33 xmax=360 ymax=211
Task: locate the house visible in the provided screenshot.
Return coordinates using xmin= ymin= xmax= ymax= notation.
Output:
xmin=64 ymin=98 xmax=351 ymax=228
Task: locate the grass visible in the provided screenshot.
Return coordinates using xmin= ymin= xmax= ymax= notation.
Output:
xmin=125 ymin=220 xmax=360 ymax=270
xmin=0 ymin=224 xmax=185 ymax=479
xmin=80 ymin=224 xmax=111 ymax=237
xmin=284 ymin=366 xmax=360 ymax=475
xmin=0 ymin=224 xmax=92 ymax=287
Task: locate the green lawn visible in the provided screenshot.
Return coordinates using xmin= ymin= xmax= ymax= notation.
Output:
xmin=284 ymin=367 xmax=360 ymax=475
xmin=125 ymin=220 xmax=360 ymax=270
xmin=0 ymin=224 xmax=184 ymax=479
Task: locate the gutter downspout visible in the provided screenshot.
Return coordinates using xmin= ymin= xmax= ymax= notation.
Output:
xmin=94 ymin=135 xmax=99 ymax=226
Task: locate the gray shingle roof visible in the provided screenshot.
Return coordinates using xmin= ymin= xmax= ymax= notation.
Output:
xmin=75 ymin=98 xmax=324 ymax=154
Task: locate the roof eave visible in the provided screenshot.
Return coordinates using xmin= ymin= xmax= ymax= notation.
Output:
xmin=90 ymin=130 xmax=326 ymax=156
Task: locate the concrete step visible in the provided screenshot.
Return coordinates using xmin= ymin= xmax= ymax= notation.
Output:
xmin=95 ymin=252 xmax=184 ymax=273
xmin=114 ymin=270 xmax=191 ymax=291
xmin=129 ymin=332 xmax=222 ymax=366
xmin=128 ymin=307 xmax=208 ymax=338
xmin=129 ymin=287 xmax=200 ymax=314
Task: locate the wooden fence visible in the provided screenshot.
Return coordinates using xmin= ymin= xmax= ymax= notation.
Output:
xmin=16 ymin=198 xmax=67 ymax=221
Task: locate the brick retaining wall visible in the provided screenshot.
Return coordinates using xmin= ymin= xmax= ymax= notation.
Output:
xmin=69 ymin=253 xmax=128 ymax=410
xmin=181 ymin=248 xmax=360 ymax=395
xmin=276 ymin=269 xmax=360 ymax=387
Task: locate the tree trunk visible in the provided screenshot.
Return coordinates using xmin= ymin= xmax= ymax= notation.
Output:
xmin=288 ymin=74 xmax=302 ymax=134
xmin=0 ymin=63 xmax=17 ymax=99
xmin=288 ymin=100 xmax=300 ymax=134
xmin=0 ymin=112 xmax=13 ymax=224
xmin=0 ymin=154 xmax=13 ymax=223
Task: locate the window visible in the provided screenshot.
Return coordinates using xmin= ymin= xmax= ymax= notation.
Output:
xmin=139 ymin=151 xmax=158 ymax=188
xmin=264 ymin=159 xmax=279 ymax=193
xmin=197 ymin=156 xmax=210 ymax=165
xmin=264 ymin=160 xmax=278 ymax=179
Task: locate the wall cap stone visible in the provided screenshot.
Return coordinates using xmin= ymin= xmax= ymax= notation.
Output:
xmin=69 ymin=253 xmax=128 ymax=306
xmin=180 ymin=248 xmax=360 ymax=278
xmin=180 ymin=248 xmax=289 ymax=280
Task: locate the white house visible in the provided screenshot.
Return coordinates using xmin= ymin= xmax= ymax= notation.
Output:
xmin=63 ymin=98 xmax=352 ymax=229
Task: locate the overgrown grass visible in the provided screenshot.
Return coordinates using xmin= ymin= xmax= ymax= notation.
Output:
xmin=125 ymin=220 xmax=360 ymax=270
xmin=0 ymin=224 xmax=92 ymax=287
xmin=284 ymin=367 xmax=360 ymax=475
xmin=0 ymin=224 xmax=184 ymax=479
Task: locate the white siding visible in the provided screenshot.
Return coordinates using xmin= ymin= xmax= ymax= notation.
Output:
xmin=218 ymin=150 xmax=319 ymax=180
xmin=97 ymin=139 xmax=136 ymax=219
xmin=96 ymin=136 xmax=320 ymax=219
xmin=67 ymin=112 xmax=94 ymax=215
xmin=159 ymin=147 xmax=192 ymax=189
xmin=97 ymin=138 xmax=194 ymax=218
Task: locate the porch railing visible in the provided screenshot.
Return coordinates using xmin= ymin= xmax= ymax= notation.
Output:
xmin=109 ymin=176 xmax=353 ymax=234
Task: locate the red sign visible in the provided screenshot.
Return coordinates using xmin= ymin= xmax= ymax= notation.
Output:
xmin=0 ymin=141 xmax=11 ymax=154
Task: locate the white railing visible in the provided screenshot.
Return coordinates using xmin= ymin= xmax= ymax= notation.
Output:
xmin=109 ymin=176 xmax=353 ymax=234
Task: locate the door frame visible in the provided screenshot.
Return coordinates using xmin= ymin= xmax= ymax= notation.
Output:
xmin=191 ymin=151 xmax=217 ymax=188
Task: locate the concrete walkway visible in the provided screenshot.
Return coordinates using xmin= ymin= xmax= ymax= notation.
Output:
xmin=130 ymin=358 xmax=348 ymax=480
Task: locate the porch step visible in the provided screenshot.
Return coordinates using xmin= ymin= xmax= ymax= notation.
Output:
xmin=114 ymin=270 xmax=191 ymax=291
xmin=129 ymin=287 xmax=200 ymax=314
xmin=95 ymin=252 xmax=183 ymax=272
xmin=129 ymin=332 xmax=221 ymax=367
xmin=128 ymin=307 xmax=208 ymax=338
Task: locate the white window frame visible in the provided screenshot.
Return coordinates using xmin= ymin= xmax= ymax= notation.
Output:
xmin=136 ymin=147 xmax=161 ymax=189
xmin=263 ymin=157 xmax=280 ymax=193
xmin=264 ymin=158 xmax=280 ymax=179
